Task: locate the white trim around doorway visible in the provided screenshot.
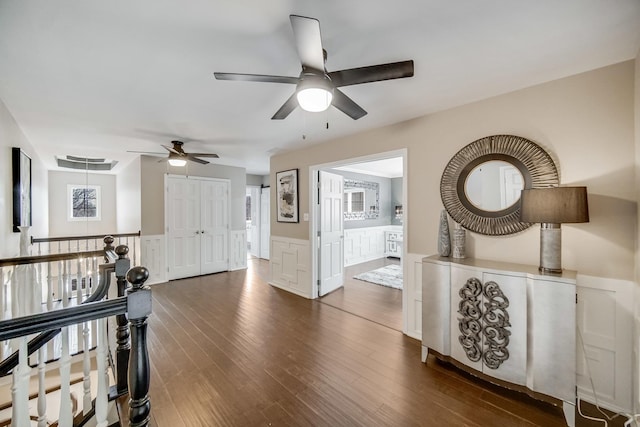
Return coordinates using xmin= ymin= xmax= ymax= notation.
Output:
xmin=309 ymin=148 xmax=408 ymax=334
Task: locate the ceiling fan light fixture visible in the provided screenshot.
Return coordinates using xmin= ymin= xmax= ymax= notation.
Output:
xmin=296 ymin=74 xmax=333 ymax=112
xmin=168 ymin=157 xmax=187 ymax=167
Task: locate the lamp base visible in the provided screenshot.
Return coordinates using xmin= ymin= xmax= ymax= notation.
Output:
xmin=539 ymin=223 xmax=562 ymax=274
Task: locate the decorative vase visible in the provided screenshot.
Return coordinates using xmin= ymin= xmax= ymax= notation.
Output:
xmin=452 ymin=223 xmax=466 ymax=259
xmin=18 ymin=226 xmax=30 ymax=257
xmin=437 ymin=210 xmax=451 ymax=257
xmin=13 ymin=226 xmax=40 ymax=316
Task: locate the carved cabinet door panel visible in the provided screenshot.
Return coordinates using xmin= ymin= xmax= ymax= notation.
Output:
xmin=482 ymin=272 xmax=527 ymax=386
xmin=450 ymin=266 xmax=527 ymax=385
xmin=450 ymin=266 xmax=484 ymax=372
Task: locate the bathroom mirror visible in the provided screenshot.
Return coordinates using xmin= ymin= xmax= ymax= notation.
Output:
xmin=440 ymin=135 xmax=559 ymax=235
xmin=344 ymin=179 xmax=379 ymax=221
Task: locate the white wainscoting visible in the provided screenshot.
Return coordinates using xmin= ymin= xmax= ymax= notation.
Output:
xmin=343 ymin=226 xmax=387 ymax=267
xmin=270 ymin=236 xmax=312 ymax=299
xmin=576 ymin=274 xmax=634 ymax=413
xmin=140 ymin=234 xmax=166 ymax=285
xmin=229 ymin=229 xmax=247 ymax=271
xmin=404 ymin=252 xmax=428 ymax=340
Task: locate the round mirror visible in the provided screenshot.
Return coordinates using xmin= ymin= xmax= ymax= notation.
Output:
xmin=464 ymin=160 xmax=524 ymax=212
xmin=441 ymin=135 xmax=559 ymax=235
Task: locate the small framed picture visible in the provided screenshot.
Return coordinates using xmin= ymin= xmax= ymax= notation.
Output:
xmin=276 ymin=169 xmax=299 ymax=223
xmin=68 ymin=184 xmax=101 ymax=221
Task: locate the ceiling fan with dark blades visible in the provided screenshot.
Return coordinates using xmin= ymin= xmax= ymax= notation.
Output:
xmin=214 ymin=15 xmax=414 ymax=120
xmin=128 ymin=140 xmax=219 ymax=165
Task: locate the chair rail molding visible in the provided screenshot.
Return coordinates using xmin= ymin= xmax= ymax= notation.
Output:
xmin=405 ymin=252 xmax=428 ymax=340
xmin=140 ymin=234 xmax=165 ymax=285
xmin=269 ymin=236 xmax=311 ymax=298
xmin=576 ymin=274 xmax=634 ymax=414
xmin=229 ymin=229 xmax=247 ymax=271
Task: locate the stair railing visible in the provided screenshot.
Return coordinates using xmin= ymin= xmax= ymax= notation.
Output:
xmin=0 ymin=237 xmax=146 ymax=426
xmin=0 ymin=264 xmax=151 ymax=426
xmin=31 ymin=231 xmax=141 ymax=265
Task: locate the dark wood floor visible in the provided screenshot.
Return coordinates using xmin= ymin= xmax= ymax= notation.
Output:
xmin=320 ymin=257 xmax=403 ymax=331
xmin=145 ymin=258 xmax=621 ymax=426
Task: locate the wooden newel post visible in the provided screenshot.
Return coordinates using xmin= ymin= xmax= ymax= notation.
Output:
xmin=103 ymin=235 xmax=115 ymax=262
xmin=126 ymin=266 xmax=151 ymax=427
xmin=115 ymin=244 xmax=131 ymax=395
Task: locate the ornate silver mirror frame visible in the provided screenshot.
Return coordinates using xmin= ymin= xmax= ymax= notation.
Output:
xmin=440 ymin=135 xmax=559 ymax=235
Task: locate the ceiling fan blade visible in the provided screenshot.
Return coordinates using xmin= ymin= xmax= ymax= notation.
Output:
xmin=332 ymin=89 xmax=367 ymax=120
xmin=328 ymin=60 xmax=414 ymax=87
xmin=186 ymin=154 xmax=209 ymax=165
xmin=214 ymin=72 xmax=298 ymax=84
xmin=127 ymin=150 xmax=166 ymax=155
xmin=290 ymin=15 xmax=325 ymax=72
xmin=162 ymin=145 xmax=180 ymax=155
xmin=189 ymin=153 xmax=219 ymax=158
xmin=271 ymin=93 xmax=298 ymax=120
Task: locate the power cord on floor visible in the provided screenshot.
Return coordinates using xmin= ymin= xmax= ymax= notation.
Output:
xmin=576 ymin=324 xmax=640 ymax=426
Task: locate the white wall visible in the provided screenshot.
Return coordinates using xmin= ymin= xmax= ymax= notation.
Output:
xmin=116 ymin=157 xmax=141 ymax=233
xmin=0 ymin=97 xmax=47 ymax=257
xmin=48 ymin=170 xmax=117 ymax=236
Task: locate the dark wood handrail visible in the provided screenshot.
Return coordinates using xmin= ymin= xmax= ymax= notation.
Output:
xmin=0 ymin=249 xmax=108 ymax=268
xmin=0 ymin=298 xmax=128 ymax=342
xmin=31 ymin=231 xmax=140 ymax=244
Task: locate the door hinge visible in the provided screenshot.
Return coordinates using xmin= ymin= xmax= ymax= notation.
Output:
xmin=576 ymin=294 xmax=578 ymax=304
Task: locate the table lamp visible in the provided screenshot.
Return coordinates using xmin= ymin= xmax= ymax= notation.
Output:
xmin=519 ymin=186 xmax=589 ymax=274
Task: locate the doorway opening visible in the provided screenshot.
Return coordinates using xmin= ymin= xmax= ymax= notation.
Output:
xmin=246 ymin=185 xmax=271 ymax=261
xmin=310 ymin=149 xmax=407 ymax=332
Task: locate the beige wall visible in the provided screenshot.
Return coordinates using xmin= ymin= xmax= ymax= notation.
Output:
xmin=271 ymin=61 xmax=636 ymax=280
xmin=116 ymin=157 xmax=141 ymax=233
xmin=0 ymin=97 xmax=48 ymax=257
xmin=48 ymin=170 xmax=117 ymax=236
xmin=633 ymin=50 xmax=640 ymax=413
xmin=140 ymin=155 xmax=247 ymax=235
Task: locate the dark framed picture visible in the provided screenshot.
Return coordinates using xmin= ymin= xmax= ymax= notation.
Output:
xmin=12 ymin=147 xmax=32 ymax=232
xmin=276 ymin=169 xmax=299 ymax=223
xmin=68 ymin=184 xmax=101 ymax=221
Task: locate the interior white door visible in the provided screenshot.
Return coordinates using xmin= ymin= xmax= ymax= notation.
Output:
xmin=318 ymin=171 xmax=344 ymax=297
xmin=259 ymin=187 xmax=270 ymax=260
xmin=248 ymin=186 xmax=260 ymax=258
xmin=167 ymin=177 xmax=201 ymax=279
xmin=200 ymin=180 xmax=229 ymax=274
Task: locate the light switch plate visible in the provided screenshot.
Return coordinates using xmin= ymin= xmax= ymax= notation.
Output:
xmin=303 ymin=213 xmax=309 ymax=221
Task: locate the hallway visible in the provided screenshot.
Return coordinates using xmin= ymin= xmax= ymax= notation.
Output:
xmin=144 ymin=258 xmax=576 ymax=426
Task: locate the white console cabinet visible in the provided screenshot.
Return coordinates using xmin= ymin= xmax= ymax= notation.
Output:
xmin=422 ymin=255 xmax=576 ymax=423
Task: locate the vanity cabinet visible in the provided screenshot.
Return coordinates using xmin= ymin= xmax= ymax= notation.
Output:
xmin=422 ymin=255 xmax=576 ymax=408
xmin=384 ymin=230 xmax=403 ymax=258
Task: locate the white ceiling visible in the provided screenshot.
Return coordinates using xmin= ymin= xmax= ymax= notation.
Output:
xmin=1 ymin=1 xmax=639 ymax=175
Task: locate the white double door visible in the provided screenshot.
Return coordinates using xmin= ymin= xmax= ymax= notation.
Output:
xmin=167 ymin=176 xmax=229 ymax=280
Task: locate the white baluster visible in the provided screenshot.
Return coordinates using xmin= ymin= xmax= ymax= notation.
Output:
xmin=82 ymin=322 xmax=92 ymax=415
xmin=58 ymin=328 xmax=73 ymax=426
xmin=37 ymin=346 xmax=48 ymax=427
xmin=95 ymin=317 xmax=109 ymax=427
xmin=11 ymin=337 xmax=31 ymax=427
xmin=58 ymin=260 xmax=73 ymax=427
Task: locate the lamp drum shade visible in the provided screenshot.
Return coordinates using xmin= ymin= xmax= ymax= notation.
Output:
xmin=520 ymin=187 xmax=589 ymax=224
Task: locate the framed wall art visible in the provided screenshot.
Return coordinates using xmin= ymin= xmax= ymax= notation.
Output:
xmin=12 ymin=147 xmax=32 ymax=232
xmin=68 ymin=184 xmax=102 ymax=221
xmin=276 ymin=169 xmax=298 ymax=223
